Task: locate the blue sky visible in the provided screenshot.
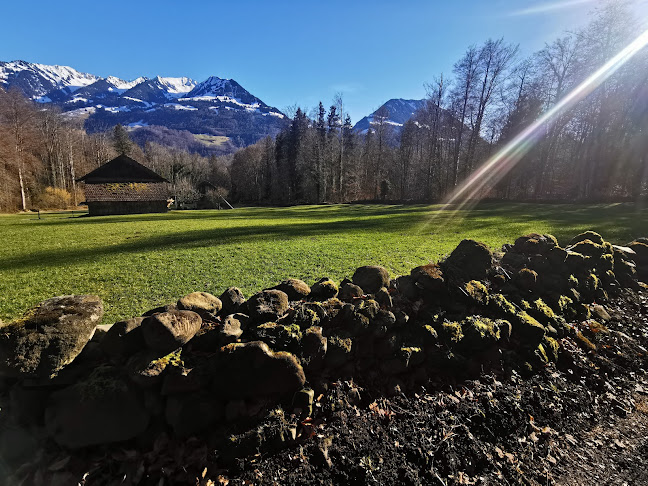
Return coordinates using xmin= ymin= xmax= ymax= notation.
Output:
xmin=2 ymin=0 xmax=647 ymax=123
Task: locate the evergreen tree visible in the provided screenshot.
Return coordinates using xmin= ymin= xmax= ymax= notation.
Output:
xmin=112 ymin=124 xmax=133 ymax=155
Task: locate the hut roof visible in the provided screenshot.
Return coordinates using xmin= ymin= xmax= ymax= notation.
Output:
xmin=77 ymin=155 xmax=170 ymax=183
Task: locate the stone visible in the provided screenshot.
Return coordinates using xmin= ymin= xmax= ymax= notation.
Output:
xmin=301 ymin=326 xmax=327 ymax=369
xmin=44 ymin=366 xmax=150 ymax=448
xmin=338 ymin=282 xmax=364 ymax=302
xmin=515 ymin=268 xmax=538 ymax=291
xmin=513 ymin=233 xmax=558 ymax=255
xmin=393 ymin=275 xmax=420 ymax=300
xmin=271 ymin=279 xmax=311 ymax=301
xmin=460 ymin=316 xmax=501 ymax=351
xmin=190 ymin=314 xmax=243 ymax=351
xmin=214 ymin=341 xmax=306 ymax=400
xmin=219 ymin=287 xmax=246 ymax=314
xmin=246 ymin=290 xmax=289 ymax=324
xmin=100 ymin=317 xmax=145 ymax=362
xmin=0 ymin=295 xmax=103 ymax=378
xmin=410 ymin=264 xmax=445 ymax=292
xmin=165 ymin=393 xmax=223 ymax=437
xmin=126 ymin=348 xmax=183 ymax=387
xmin=293 ymin=388 xmax=314 ymax=417
xmin=629 ymin=241 xmax=648 ymax=264
xmin=141 ymin=310 xmax=202 ymax=353
xmin=352 ymin=265 xmax=390 ymax=294
xmin=310 ymin=278 xmax=339 ymax=299
xmin=374 ymin=287 xmax=393 ymax=308
xmin=177 ymin=292 xmax=222 ymax=319
xmin=252 ymin=322 xmax=302 ymax=353
xmin=324 ymin=336 xmax=354 ymax=368
xmin=571 ymin=231 xmax=604 ymax=246
xmin=142 ymin=303 xmax=178 ymax=316
xmin=442 ymin=239 xmax=493 ymax=281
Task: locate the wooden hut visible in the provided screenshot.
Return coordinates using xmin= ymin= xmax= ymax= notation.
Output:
xmin=77 ymin=155 xmax=170 ymax=216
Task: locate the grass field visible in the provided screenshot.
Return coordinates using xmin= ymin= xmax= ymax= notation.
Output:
xmin=1 ymin=202 xmax=647 ymax=325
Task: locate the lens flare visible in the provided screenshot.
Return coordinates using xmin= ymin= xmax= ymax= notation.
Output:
xmin=438 ymin=28 xmax=648 ymax=219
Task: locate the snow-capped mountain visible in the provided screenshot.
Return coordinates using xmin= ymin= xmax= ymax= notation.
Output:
xmin=0 ymin=60 xmax=287 ymax=150
xmin=354 ymin=99 xmax=427 ymax=134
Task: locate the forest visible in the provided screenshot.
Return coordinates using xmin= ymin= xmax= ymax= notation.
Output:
xmin=0 ymin=2 xmax=646 ymax=212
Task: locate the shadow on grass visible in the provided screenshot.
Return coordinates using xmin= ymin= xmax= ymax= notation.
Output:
xmin=2 ymin=202 xmax=646 ymax=273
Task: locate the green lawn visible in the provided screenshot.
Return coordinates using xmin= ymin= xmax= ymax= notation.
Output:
xmin=1 ymin=203 xmax=647 ymax=325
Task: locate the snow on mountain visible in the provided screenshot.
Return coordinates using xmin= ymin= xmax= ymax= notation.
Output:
xmin=0 ymin=60 xmax=99 ymax=98
xmin=156 ymin=76 xmax=196 ymax=96
xmin=354 ymin=99 xmax=427 ymax=134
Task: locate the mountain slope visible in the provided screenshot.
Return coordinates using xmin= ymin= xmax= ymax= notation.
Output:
xmin=354 ymin=98 xmax=427 ymax=133
xmin=0 ymin=60 xmax=287 ymax=152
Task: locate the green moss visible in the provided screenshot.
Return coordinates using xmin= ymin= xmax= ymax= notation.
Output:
xmin=557 ymin=295 xmax=574 ymax=313
xmin=568 ymin=275 xmax=579 ymax=288
xmin=329 ymin=335 xmax=352 ymax=353
xmin=461 ymin=315 xmax=501 ymax=349
xmin=464 ymin=280 xmax=489 ymax=305
xmin=542 ymin=336 xmax=560 ymax=362
xmin=489 ymin=293 xmax=517 ymax=317
xmin=151 ymin=348 xmax=184 ymax=368
xmin=440 ymin=321 xmax=464 ymax=344
xmin=535 ymin=343 xmax=549 ymax=363
xmin=598 ymin=253 xmax=614 ymax=272
xmin=422 ymin=325 xmax=439 ymax=345
xmin=512 ymin=311 xmax=546 ymax=346
xmin=571 ymin=231 xmax=604 ymax=246
xmin=574 ymin=331 xmax=596 ymax=352
xmin=571 ymin=240 xmax=605 ymax=259
xmin=78 ymin=365 xmax=128 ymax=401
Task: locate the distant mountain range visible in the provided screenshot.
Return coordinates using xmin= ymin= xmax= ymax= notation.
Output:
xmin=0 ymin=60 xmax=437 ymax=153
xmin=0 ymin=60 xmax=288 ymax=154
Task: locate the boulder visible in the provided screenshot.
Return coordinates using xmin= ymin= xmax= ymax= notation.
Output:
xmin=338 ymin=282 xmax=364 ymax=302
xmin=177 ymin=292 xmax=222 ymax=319
xmin=352 ymin=266 xmax=390 ymax=294
xmin=190 ymin=314 xmax=243 ymax=351
xmin=374 ymin=287 xmax=393 ymax=308
xmin=0 ymin=295 xmax=103 ymax=378
xmin=165 ymin=393 xmax=223 ymax=437
xmin=214 ymin=341 xmax=306 ymax=400
xmin=410 ymin=264 xmax=445 ymax=292
xmin=126 ymin=348 xmax=183 ymax=387
xmin=271 ymin=279 xmax=311 ymax=301
xmin=629 ymin=241 xmax=648 ymax=264
xmin=44 ymin=366 xmax=150 ymax=448
xmin=141 ymin=310 xmax=202 ymax=353
xmin=246 ymin=290 xmax=289 ymax=323
xmin=252 ymin=323 xmax=302 ymax=353
xmin=442 ymin=239 xmax=493 ymax=281
xmin=460 ymin=316 xmax=501 ymax=351
xmin=512 ymin=233 xmax=558 ymax=255
xmin=571 ymin=231 xmax=604 ymax=246
xmin=219 ymin=287 xmax=246 ymax=314
xmin=301 ymin=326 xmax=327 ymax=369
xmin=310 ymin=278 xmax=339 ymax=300
xmin=100 ymin=317 xmax=145 ymax=362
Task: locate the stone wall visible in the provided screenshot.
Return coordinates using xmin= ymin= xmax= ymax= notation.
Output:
xmin=1 ymin=231 xmax=647 ymax=471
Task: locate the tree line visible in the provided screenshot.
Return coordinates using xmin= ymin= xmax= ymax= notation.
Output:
xmin=229 ymin=2 xmax=648 ymax=204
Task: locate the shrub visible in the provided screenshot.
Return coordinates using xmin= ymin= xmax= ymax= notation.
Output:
xmin=33 ymin=186 xmax=73 ymax=209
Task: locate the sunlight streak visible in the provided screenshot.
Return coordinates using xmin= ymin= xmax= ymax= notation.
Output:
xmin=510 ymin=0 xmax=596 ymax=17
xmin=439 ymin=28 xmax=648 ymax=219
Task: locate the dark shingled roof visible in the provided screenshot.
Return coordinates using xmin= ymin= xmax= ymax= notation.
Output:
xmin=77 ymin=154 xmax=170 ymax=183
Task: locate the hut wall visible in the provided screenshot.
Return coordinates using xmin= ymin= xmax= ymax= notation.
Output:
xmin=87 ymin=201 xmax=168 ymax=216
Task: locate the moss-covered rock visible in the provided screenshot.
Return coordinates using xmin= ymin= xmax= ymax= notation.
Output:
xmin=127 ymin=348 xmax=183 ymax=387
xmin=141 ymin=310 xmax=202 ymax=353
xmin=219 ymin=287 xmax=246 ymax=315
xmin=442 ymin=239 xmax=493 ymax=282
xmin=352 ymin=265 xmax=390 ymax=294
xmin=301 ymin=326 xmax=327 ymax=368
xmin=271 ymin=279 xmax=311 ymax=301
xmin=513 ymin=233 xmax=558 ymax=255
xmin=460 ymin=316 xmax=501 ymax=351
xmin=571 ymin=231 xmax=604 ymax=246
xmin=101 ymin=316 xmax=145 ymax=363
xmin=439 ymin=321 xmax=464 ymax=345
xmin=310 ymin=278 xmax=339 ymax=300
xmin=338 ymin=282 xmax=364 ymax=302
xmin=0 ymin=295 xmax=103 ymax=378
xmin=569 ymin=240 xmax=605 ymax=259
xmin=515 ymin=268 xmax=538 ymax=291
xmin=190 ymin=314 xmax=244 ymax=351
xmin=177 ymin=291 xmax=222 ymax=319
xmin=511 ymin=311 xmax=546 ymax=347
xmin=246 ymin=290 xmax=290 ymax=324
xmin=464 ymin=280 xmax=489 ymax=306
xmin=325 ymin=336 xmax=353 ymax=368
xmin=374 ymin=287 xmax=393 ymax=308
xmin=214 ymin=341 xmax=306 ymax=400
xmin=410 ymin=264 xmax=445 ymax=292
xmin=252 ymin=322 xmax=302 ymax=353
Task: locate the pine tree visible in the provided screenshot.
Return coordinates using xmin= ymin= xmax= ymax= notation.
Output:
xmin=113 ymin=124 xmax=133 ymax=155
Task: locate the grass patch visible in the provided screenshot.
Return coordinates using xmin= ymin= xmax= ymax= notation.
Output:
xmin=0 ymin=202 xmax=646 ymax=325
xmin=193 ymin=134 xmax=231 ymax=147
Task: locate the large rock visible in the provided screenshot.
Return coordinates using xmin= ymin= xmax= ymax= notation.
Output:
xmin=44 ymin=366 xmax=150 ymax=448
xmin=353 ymin=266 xmax=390 ymax=294
xmin=177 ymin=292 xmax=222 ymax=319
xmin=246 ymin=290 xmax=289 ymax=323
xmin=213 ymin=341 xmax=306 ymax=399
xmin=219 ymin=287 xmax=246 ymax=314
xmin=190 ymin=314 xmax=243 ymax=351
xmin=442 ymin=239 xmax=493 ymax=281
xmin=141 ymin=310 xmax=202 ymax=353
xmin=100 ymin=317 xmax=145 ymax=362
xmin=0 ymin=295 xmax=103 ymax=378
xmin=271 ymin=279 xmax=311 ymax=301
xmin=410 ymin=264 xmax=445 ymax=292
xmin=165 ymin=393 xmax=223 ymax=437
